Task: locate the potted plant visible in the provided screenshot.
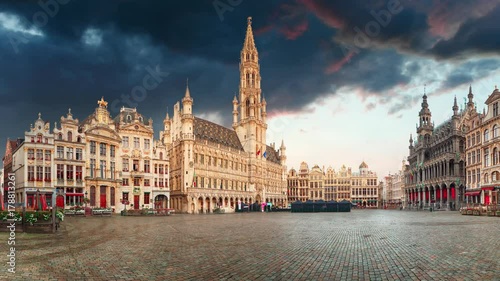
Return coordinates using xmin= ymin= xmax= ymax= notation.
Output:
xmin=56 ymin=211 xmax=64 ymax=222
xmin=213 ymin=207 xmax=225 ymax=214
xmin=25 ymin=213 xmax=38 ymax=225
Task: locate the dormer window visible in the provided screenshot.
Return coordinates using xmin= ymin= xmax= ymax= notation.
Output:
xmin=77 ymin=136 xmax=81 ymax=143
xmin=127 ymin=115 xmax=132 ymax=122
xmin=37 ymin=134 xmax=42 ymax=143
xmin=67 ymin=131 xmax=72 ymax=142
xmin=58 ymin=133 xmax=63 ymax=140
xmin=139 ymin=116 xmax=143 ymax=122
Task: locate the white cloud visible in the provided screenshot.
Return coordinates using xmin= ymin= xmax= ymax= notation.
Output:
xmin=0 ymin=12 xmax=43 ymax=36
xmin=197 ymin=111 xmax=224 ymax=126
xmin=82 ymin=28 xmax=103 ymax=46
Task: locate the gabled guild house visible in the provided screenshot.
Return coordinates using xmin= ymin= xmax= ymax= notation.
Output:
xmin=11 ymin=113 xmax=55 ymax=208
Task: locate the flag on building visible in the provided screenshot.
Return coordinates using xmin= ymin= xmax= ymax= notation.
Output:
xmin=263 ymin=151 xmax=267 ymax=158
xmin=256 ymin=149 xmax=261 ymax=156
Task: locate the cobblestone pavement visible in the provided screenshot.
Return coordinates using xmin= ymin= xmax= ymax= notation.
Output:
xmin=0 ymin=210 xmax=499 ymax=281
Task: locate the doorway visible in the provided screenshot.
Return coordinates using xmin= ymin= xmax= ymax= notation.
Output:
xmin=134 ymin=195 xmax=140 ymax=209
xmin=100 ymin=186 xmax=107 ymax=208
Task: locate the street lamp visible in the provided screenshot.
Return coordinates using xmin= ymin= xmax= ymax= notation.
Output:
xmin=84 ymin=191 xmax=88 ymax=208
xmin=36 ymin=188 xmax=41 ymax=211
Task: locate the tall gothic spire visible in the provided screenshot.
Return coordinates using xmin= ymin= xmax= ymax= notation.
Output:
xmin=418 ymin=85 xmax=433 ymax=136
xmin=421 ymin=85 xmax=429 ymax=109
xmin=243 ymin=17 xmax=256 ymax=52
xmin=184 ymin=78 xmax=191 ymax=99
xmin=467 ymin=84 xmax=474 ymax=108
xmin=453 ymin=95 xmax=459 ymax=115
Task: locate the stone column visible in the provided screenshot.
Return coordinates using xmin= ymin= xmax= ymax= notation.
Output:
xmin=107 ymin=186 xmax=110 ymax=209
xmin=433 ymin=188 xmax=437 ymax=208
xmin=418 ymin=188 xmax=422 ymax=208
xmin=439 ymin=187 xmax=443 ymax=208
xmin=447 ymin=187 xmax=451 ymax=209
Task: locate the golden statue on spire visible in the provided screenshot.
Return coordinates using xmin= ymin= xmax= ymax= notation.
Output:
xmin=248 ymin=16 xmax=252 ymax=26
xmin=97 ymin=96 xmax=108 ymax=108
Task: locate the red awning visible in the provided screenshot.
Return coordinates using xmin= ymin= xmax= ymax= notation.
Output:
xmin=465 ymin=191 xmax=481 ymax=196
xmin=481 ymin=186 xmax=494 ymax=191
xmin=66 ymin=193 xmax=84 ymax=196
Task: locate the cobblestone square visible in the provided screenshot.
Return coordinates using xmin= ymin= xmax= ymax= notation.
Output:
xmin=0 ymin=210 xmax=499 ymax=281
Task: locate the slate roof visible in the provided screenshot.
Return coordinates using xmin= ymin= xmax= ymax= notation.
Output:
xmin=193 ymin=117 xmax=244 ymax=150
xmin=113 ymin=109 xmax=151 ymax=127
xmin=265 ymin=145 xmax=281 ymax=164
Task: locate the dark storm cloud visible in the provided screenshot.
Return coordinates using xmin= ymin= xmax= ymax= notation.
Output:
xmin=388 ymin=94 xmax=421 ymax=115
xmin=1 ymin=0 xmax=500 ymax=153
xmin=440 ymin=58 xmax=500 ymax=90
xmin=0 ymin=0 xmax=288 ymax=63
xmin=428 ymin=2 xmax=500 ymax=59
xmin=301 ymin=0 xmax=500 ymax=59
xmin=442 ymin=73 xmax=473 ymax=89
xmin=300 ymin=0 xmax=432 ymax=53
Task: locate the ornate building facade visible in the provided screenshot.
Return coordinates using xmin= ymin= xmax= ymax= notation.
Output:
xmin=53 ymin=109 xmax=86 ymax=208
xmin=404 ymin=90 xmax=467 ymax=210
xmin=384 ymin=160 xmax=406 ymax=208
xmin=286 ymin=162 xmax=309 ymax=202
xmin=4 ymin=99 xmax=171 ymax=212
xmin=11 ymin=114 xmax=55 ymax=208
xmin=350 ymin=162 xmax=379 ymax=207
xmin=464 ymin=86 xmax=500 ymax=206
xmin=115 ymin=107 xmax=155 ymax=210
xmin=286 ymin=161 xmax=379 ymax=207
xmin=2 ymin=139 xmax=23 ymax=205
xmin=80 ymin=98 xmax=122 ymax=209
xmin=165 ymin=17 xmax=288 ymax=213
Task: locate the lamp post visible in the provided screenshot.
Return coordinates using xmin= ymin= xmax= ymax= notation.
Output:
xmin=36 ymin=188 xmax=41 ymax=211
xmin=84 ymin=191 xmax=88 ymax=208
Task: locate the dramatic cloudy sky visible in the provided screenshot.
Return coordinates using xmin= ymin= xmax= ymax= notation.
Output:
xmin=1 ymin=0 xmax=500 ymax=178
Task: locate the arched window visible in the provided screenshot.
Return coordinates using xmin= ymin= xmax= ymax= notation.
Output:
xmin=494 ymin=148 xmax=498 ymax=165
xmin=245 ymin=99 xmax=250 ymax=118
xmin=159 ymin=152 xmax=163 ymax=160
xmin=110 ymin=187 xmax=115 ymax=207
xmin=493 ymin=125 xmax=498 ymax=139
xmin=67 ymin=131 xmax=72 ymax=142
xmin=90 ymin=186 xmax=96 ymax=206
xmin=58 ymin=133 xmax=62 ymax=140
xmin=246 ymin=73 xmax=250 ymax=87
xmin=77 ymin=136 xmax=81 ymax=143
xmin=484 ymin=129 xmax=489 ymax=141
xmin=251 ymin=73 xmax=255 ymax=88
xmin=127 ymin=115 xmax=132 ymax=122
xmin=484 ymin=173 xmax=489 ymax=183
